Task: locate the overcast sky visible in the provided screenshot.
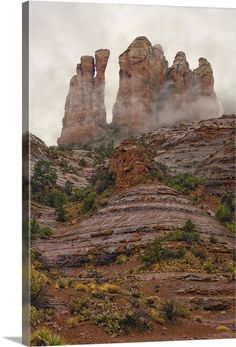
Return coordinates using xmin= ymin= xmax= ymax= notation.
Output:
xmin=29 ymin=1 xmax=236 ymax=145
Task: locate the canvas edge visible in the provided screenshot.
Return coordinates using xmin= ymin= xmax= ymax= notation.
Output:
xmin=22 ymin=1 xmax=30 ymax=346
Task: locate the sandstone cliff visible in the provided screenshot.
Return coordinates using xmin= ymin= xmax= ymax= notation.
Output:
xmin=57 ymin=36 xmax=220 ymax=145
xmin=112 ymin=37 xmax=220 ymax=134
xmin=58 ymin=49 xmax=110 ymax=145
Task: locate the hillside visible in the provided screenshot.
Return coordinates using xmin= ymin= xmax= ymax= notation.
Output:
xmin=29 ymin=115 xmax=235 ymax=345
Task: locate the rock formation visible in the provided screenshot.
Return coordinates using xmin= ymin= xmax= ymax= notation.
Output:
xmin=58 ymin=37 xmax=220 ymax=144
xmin=58 ymin=49 xmax=110 ymax=145
xmin=112 ymin=37 xmax=154 ymax=134
xmin=112 ymin=37 xmax=220 ymax=134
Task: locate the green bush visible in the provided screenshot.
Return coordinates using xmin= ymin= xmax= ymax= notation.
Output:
xmin=64 ymin=180 xmax=74 ymax=196
xmin=31 ymin=218 xmax=52 ymax=240
xmin=56 ymin=206 xmax=68 ymax=222
xmin=119 ymin=309 xmax=151 ymax=333
xmin=94 ymin=143 xmax=115 ymax=164
xmin=31 ymin=327 xmax=66 ymax=346
xmin=168 ymin=173 xmax=202 ymax=194
xmin=140 ymin=237 xmax=185 ymax=265
xmin=160 ymin=300 xmax=189 ymax=322
xmin=91 ymin=170 xmax=116 ymax=194
xmin=203 ymin=261 xmax=213 ymax=273
xmin=42 ymin=188 xmax=68 ymax=208
xmin=225 ymin=222 xmax=236 ymax=233
xmin=81 ymin=191 xmax=97 ymax=213
xmin=31 ymin=160 xmax=57 ymax=193
xmin=216 ymin=204 xmax=232 ymax=223
xmin=223 ymin=261 xmax=235 ymax=273
xmin=31 ymin=267 xmax=47 ymax=300
xmin=166 ymin=220 xmax=201 ymax=245
xmin=116 ymin=255 xmax=128 ymax=264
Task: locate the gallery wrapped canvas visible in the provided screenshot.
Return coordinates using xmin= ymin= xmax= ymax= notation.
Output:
xmin=23 ymin=1 xmax=235 ymax=345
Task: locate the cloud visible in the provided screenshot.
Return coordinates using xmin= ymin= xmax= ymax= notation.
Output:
xmin=29 ymin=2 xmax=236 ymax=145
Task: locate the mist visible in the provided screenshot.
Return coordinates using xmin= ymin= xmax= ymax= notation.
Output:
xmin=29 ymin=1 xmax=236 ymax=145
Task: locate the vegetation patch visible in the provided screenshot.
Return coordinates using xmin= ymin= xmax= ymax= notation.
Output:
xmin=215 ymin=193 xmax=235 ymax=233
xmin=31 ymin=266 xmax=48 ymax=301
xmin=31 ymin=218 xmax=52 ymax=240
xmin=167 ymin=173 xmax=203 ymax=194
xmin=160 ymin=300 xmax=190 ymax=322
xmin=164 ymin=219 xmax=201 ymax=245
xmin=31 ymin=327 xmax=66 ymax=346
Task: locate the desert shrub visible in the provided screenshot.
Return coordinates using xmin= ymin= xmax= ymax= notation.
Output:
xmin=167 ymin=173 xmax=202 ymax=194
xmin=64 ymin=180 xmax=74 ymax=196
xmin=31 ymin=160 xmax=57 ymax=193
xmin=56 ymin=206 xmax=68 ymax=222
xmin=216 ymin=204 xmax=232 ymax=223
xmin=87 ymin=283 xmax=97 ymax=291
xmin=119 ymin=309 xmax=151 ymax=333
xmin=30 ymin=305 xmax=45 ymax=328
xmin=99 ymin=283 xmax=120 ymax=294
xmin=191 ymin=246 xmax=206 ymax=260
xmin=57 ymin=276 xmax=73 ymax=289
xmin=81 ymin=191 xmax=97 ymax=213
xmin=203 ymin=261 xmax=213 ymax=273
xmin=116 ymin=255 xmax=128 ymax=264
xmin=140 ymin=237 xmax=185 ymax=265
xmin=69 ymin=297 xmax=89 ymax=315
xmin=67 ymin=316 xmax=78 ymax=328
xmin=223 ymin=261 xmax=235 ymax=274
xmin=129 ymin=287 xmax=143 ymax=299
xmin=58 ymin=159 xmax=76 ymax=173
xmin=71 ymin=188 xmax=97 ymax=213
xmin=94 ymin=143 xmax=115 ymax=164
xmin=31 ymin=327 xmax=66 ymax=346
xmin=225 ymin=222 xmax=236 ymax=233
xmin=150 ymin=308 xmax=165 ymax=324
xmin=30 ymin=218 xmax=52 ymax=240
xmin=166 ymin=220 xmax=201 ymax=245
xmin=31 ymin=267 xmax=47 ymax=300
xmin=42 ymin=188 xmax=68 ymax=208
xmin=216 ymin=325 xmax=231 ymax=332
xmin=160 ymin=300 xmax=189 ymax=322
xmin=75 ymin=283 xmax=88 ymax=292
xmin=91 ymin=170 xmax=116 ymax=194
xmin=145 ymin=296 xmax=161 ymax=307
xmin=58 ymin=144 xmax=74 ymax=152
xmin=92 ymin=312 xmax=122 ymax=335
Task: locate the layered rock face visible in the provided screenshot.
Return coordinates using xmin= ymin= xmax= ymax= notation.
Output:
xmin=58 ymin=49 xmax=110 ymax=145
xmin=112 ymin=37 xmax=220 ymax=134
xmin=110 ymin=115 xmax=235 ymax=196
xmin=33 ymin=184 xmax=234 ymax=268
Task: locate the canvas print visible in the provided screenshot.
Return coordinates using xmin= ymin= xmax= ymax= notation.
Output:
xmin=22 ymin=1 xmax=236 ymax=345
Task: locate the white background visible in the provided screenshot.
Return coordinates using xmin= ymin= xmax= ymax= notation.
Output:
xmin=0 ymin=0 xmax=235 ymax=346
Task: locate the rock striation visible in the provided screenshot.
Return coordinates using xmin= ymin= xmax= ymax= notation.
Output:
xmin=58 ymin=49 xmax=110 ymax=145
xmin=33 ymin=184 xmax=234 ymax=268
xmin=109 ymin=115 xmax=235 ymax=196
xmin=112 ymin=37 xmax=220 ymax=134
